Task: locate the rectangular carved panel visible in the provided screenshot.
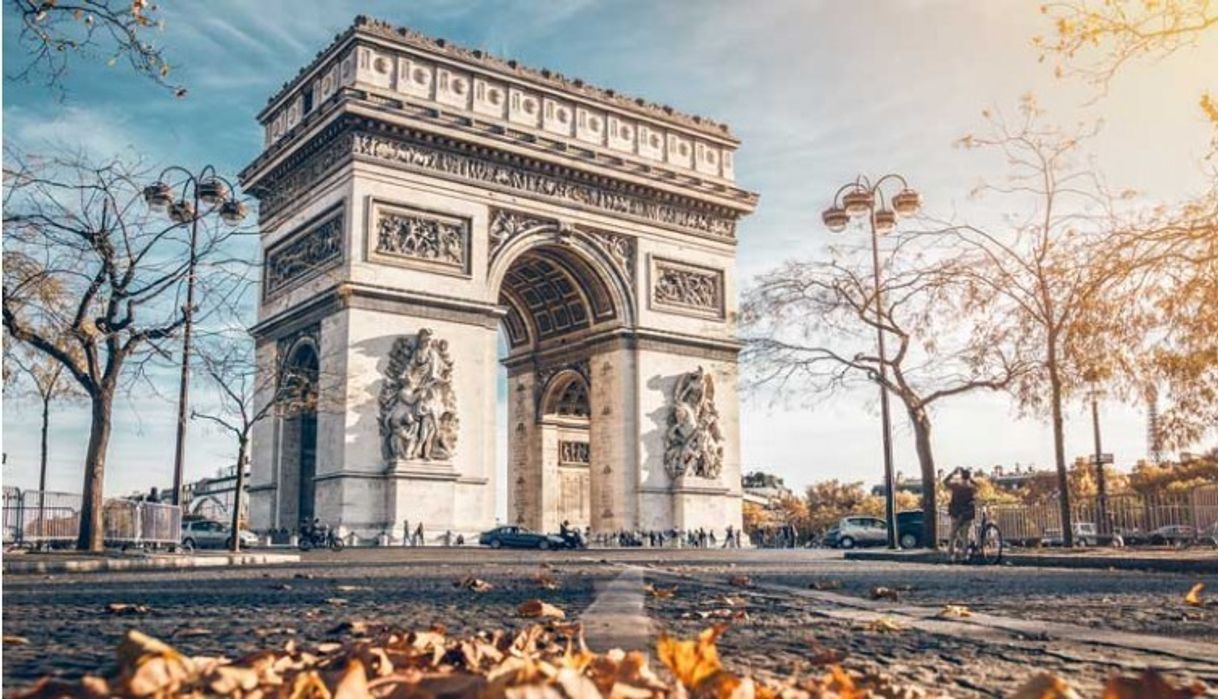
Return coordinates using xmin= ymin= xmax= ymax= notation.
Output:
xmin=650 ymin=257 xmax=725 ymax=319
xmin=558 ymin=440 xmax=590 ymax=465
xmin=368 ymin=200 xmax=471 ymax=275
xmin=264 ymin=207 xmax=344 ymax=300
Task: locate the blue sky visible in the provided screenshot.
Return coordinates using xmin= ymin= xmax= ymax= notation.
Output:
xmin=3 ymin=1 xmax=1216 ymax=508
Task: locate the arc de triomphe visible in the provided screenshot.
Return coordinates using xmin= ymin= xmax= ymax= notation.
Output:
xmin=240 ymin=16 xmax=758 ymax=541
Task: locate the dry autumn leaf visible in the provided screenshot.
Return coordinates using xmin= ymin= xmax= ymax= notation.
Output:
xmin=1102 ymin=669 xmax=1207 ymax=698
xmin=533 ymin=572 xmax=560 ymax=590
xmin=517 ymin=599 xmax=566 ymax=619
xmin=870 ymin=586 xmax=900 ymax=601
xmin=808 ymin=580 xmax=843 ymax=591
xmin=861 ymin=617 xmax=907 ymax=634
xmin=454 ymin=576 xmax=494 ymax=592
xmin=644 ymin=583 xmax=677 ymax=599
xmin=727 ymin=575 xmax=751 ymax=588
xmin=939 ymin=604 xmax=973 ymax=618
xmin=1008 ymin=673 xmax=1083 ymax=699
xmin=3 ymin=635 xmax=31 ymax=646
xmin=656 ymin=624 xmax=729 ymax=690
xmin=1184 ymin=582 xmax=1205 ymax=607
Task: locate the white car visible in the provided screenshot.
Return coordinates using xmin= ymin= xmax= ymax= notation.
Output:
xmin=180 ymin=520 xmax=258 ymax=550
xmin=1040 ymin=522 xmax=1098 ymax=547
xmin=826 ymin=516 xmax=888 ymax=549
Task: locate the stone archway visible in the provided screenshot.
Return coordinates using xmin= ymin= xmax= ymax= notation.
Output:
xmin=242 ymin=17 xmax=757 ymax=541
xmin=275 ymin=335 xmax=319 ymax=531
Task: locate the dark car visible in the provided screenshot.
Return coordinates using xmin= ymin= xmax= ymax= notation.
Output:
xmin=896 ymin=510 xmax=925 ymax=549
xmin=478 ymin=525 xmax=565 ymax=550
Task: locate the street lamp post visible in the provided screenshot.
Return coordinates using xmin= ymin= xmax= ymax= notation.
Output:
xmin=143 ymin=167 xmax=247 ymax=508
xmin=1088 ymin=381 xmax=1110 ymax=540
xmin=822 ymin=175 xmax=922 ymax=549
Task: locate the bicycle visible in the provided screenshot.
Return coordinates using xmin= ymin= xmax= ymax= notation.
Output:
xmin=965 ymin=507 xmax=1003 ymax=565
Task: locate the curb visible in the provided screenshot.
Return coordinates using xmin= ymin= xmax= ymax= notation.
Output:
xmin=2 ymin=552 xmax=301 ymax=574
xmin=843 ymin=550 xmax=1218 ymax=574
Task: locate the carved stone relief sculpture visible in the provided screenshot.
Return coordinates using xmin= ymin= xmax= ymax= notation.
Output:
xmin=652 ymin=261 xmax=722 ymax=315
xmin=379 ymin=329 xmax=459 ymax=463
xmin=374 ymin=206 xmax=468 ymax=271
xmin=663 ymin=366 xmax=724 ymax=480
xmin=264 ymin=211 xmax=344 ymax=298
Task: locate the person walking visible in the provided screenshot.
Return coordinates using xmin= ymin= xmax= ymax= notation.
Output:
xmin=945 ymin=467 xmax=978 ymax=562
xmin=402 ymin=519 xmax=410 ymax=547
xmin=414 ymin=522 xmax=425 ymax=547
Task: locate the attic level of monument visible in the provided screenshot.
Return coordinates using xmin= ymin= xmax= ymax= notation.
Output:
xmin=239 ymin=17 xmax=758 ymax=215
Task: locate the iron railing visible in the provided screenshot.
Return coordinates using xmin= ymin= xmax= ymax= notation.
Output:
xmin=2 ymin=488 xmax=182 ymax=550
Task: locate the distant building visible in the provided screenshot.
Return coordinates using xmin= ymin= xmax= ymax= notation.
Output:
xmin=870 ymin=470 xmax=924 ymax=497
xmin=123 ymin=464 xmax=249 ymax=523
xmin=742 ymin=471 xmax=791 ymax=508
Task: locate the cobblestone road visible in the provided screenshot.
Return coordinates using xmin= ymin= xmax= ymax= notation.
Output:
xmin=3 ymin=548 xmax=1216 ymax=697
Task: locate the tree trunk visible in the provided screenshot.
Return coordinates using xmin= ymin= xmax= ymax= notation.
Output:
xmin=230 ymin=437 xmax=249 ymax=553
xmin=38 ymin=396 xmax=50 ymax=541
xmin=77 ymin=390 xmax=112 ymax=552
xmin=1047 ymin=349 xmax=1073 ymax=548
xmin=909 ymin=406 xmax=938 ymax=550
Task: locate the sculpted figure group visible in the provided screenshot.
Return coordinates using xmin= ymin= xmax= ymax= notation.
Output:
xmin=663 ymin=366 xmax=724 ymax=480
xmin=379 ymin=328 xmax=459 ymax=463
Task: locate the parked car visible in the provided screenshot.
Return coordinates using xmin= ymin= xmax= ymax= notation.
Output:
xmin=1040 ymin=522 xmax=1099 ymax=547
xmin=895 ymin=510 xmax=928 ymax=549
xmin=478 ymin=525 xmax=565 ymax=550
xmin=823 ymin=516 xmax=888 ymax=549
xmin=180 ymin=520 xmax=258 ymax=550
xmin=1149 ymin=524 xmax=1195 ymax=545
xmin=1111 ymin=527 xmax=1148 ymax=546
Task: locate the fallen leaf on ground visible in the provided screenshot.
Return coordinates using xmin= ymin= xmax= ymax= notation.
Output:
xmin=325 ymin=598 xmax=348 ymax=606
xmin=657 ymin=624 xmax=729 ymax=690
xmin=808 ymin=580 xmax=843 ymax=591
xmin=870 ymin=586 xmax=900 ymax=601
xmin=533 ymin=572 xmax=560 ymax=590
xmin=1008 ymin=673 xmax=1082 ymax=699
xmin=517 ymin=599 xmax=566 ymax=619
xmin=293 ymin=573 xmax=314 ymax=579
xmin=3 ymin=635 xmax=30 ymax=646
xmin=106 ymin=603 xmax=150 ymax=615
xmin=860 ymin=617 xmax=907 ymax=633
xmin=115 ymin=630 xmax=195 ymax=697
xmin=453 ymin=576 xmax=494 ymax=592
xmin=727 ymin=575 xmax=751 ymax=588
xmin=805 ymin=641 xmax=846 ymax=666
xmin=1184 ymin=582 xmax=1205 ymax=607
xmin=334 ymin=585 xmax=370 ymax=592
xmin=1102 ymin=669 xmax=1206 ymax=698
xmin=643 ymin=583 xmax=676 ymax=599
xmin=938 ymin=605 xmax=973 ymax=618
xmin=330 ymin=620 xmax=371 ymax=636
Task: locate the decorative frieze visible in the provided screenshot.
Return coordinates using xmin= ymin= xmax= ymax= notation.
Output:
xmin=379 ymin=328 xmax=459 ymax=463
xmin=264 ymin=209 xmax=344 ymax=299
xmin=587 ymin=229 xmax=636 ymax=288
xmin=351 ymin=132 xmax=737 ymax=239
xmin=558 ymin=440 xmax=590 ymax=466
xmin=650 ymin=258 xmax=724 ymax=318
xmin=370 ymin=202 xmax=470 ymax=274
xmin=488 ymin=208 xmax=553 ymax=259
xmin=663 ymin=367 xmax=724 ymax=480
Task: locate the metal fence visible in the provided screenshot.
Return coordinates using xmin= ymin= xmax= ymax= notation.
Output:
xmin=983 ymin=483 xmax=1218 ymax=545
xmin=2 ymin=488 xmax=181 ymax=549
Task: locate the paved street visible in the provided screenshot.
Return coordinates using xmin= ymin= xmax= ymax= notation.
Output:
xmin=4 ymin=548 xmax=1216 ymax=697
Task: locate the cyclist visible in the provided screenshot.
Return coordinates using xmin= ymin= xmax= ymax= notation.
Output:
xmin=944 ymin=467 xmax=977 ymax=562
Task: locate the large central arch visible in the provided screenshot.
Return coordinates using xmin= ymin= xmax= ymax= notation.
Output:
xmin=241 ymin=17 xmax=757 ymax=541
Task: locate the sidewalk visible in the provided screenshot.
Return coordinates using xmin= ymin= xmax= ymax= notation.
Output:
xmin=844 ymin=547 xmax=1218 ymax=574
xmin=2 ymin=549 xmax=300 ymax=574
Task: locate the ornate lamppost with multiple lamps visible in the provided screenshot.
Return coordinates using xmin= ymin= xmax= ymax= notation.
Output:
xmin=143 ymin=167 xmax=248 ymax=509
xmin=821 ymin=175 xmax=922 ymax=549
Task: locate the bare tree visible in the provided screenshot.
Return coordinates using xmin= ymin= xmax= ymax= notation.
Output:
xmin=190 ymin=339 xmax=320 ymax=553
xmin=2 ymin=150 xmax=241 ymax=551
xmin=742 ymin=250 xmax=1027 ymax=548
xmin=922 ymin=97 xmax=1134 ymax=547
xmin=7 ymin=0 xmax=186 ymax=97
xmin=3 ymin=345 xmax=86 ymax=496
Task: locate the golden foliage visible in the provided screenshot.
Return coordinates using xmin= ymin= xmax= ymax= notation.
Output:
xmin=1184 ymin=582 xmax=1205 ymax=607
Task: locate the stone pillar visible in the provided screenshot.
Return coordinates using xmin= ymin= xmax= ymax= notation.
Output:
xmin=588 ymin=346 xmax=639 ymax=532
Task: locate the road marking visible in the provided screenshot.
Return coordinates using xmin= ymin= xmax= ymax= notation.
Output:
xmin=580 ymin=567 xmax=651 ymax=652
